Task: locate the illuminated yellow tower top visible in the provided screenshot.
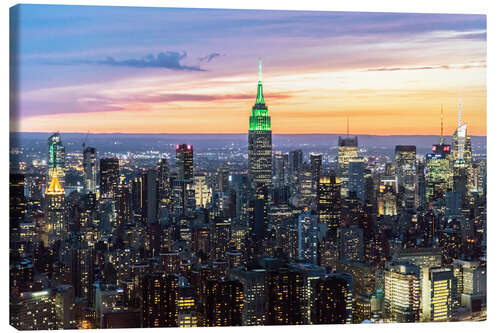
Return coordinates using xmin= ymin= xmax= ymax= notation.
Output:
xmin=45 ymin=173 xmax=65 ymax=195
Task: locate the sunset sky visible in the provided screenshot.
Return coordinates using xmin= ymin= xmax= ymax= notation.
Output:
xmin=10 ymin=5 xmax=486 ymax=135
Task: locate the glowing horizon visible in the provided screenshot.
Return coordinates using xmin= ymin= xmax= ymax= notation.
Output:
xmin=10 ymin=5 xmax=486 ymax=136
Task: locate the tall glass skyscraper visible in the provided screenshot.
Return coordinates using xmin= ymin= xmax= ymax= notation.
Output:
xmin=395 ymin=145 xmax=417 ymax=210
xmin=83 ymin=146 xmax=97 ymax=194
xmin=337 ymin=136 xmax=358 ymax=197
xmin=248 ymin=60 xmax=272 ymax=192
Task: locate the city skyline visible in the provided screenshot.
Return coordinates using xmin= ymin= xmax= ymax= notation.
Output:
xmin=9 ymin=5 xmax=487 ymax=330
xmin=10 ymin=5 xmax=486 ymax=135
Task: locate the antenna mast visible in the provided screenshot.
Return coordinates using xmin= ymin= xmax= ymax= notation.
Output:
xmin=347 ymin=115 xmax=350 ymax=137
xmin=458 ymin=98 xmax=462 ymax=127
xmin=258 ymin=59 xmax=262 ymax=82
xmin=440 ymin=105 xmax=444 ymax=145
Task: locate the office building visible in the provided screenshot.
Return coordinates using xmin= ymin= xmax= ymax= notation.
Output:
xmin=45 ymin=174 xmax=66 ymax=246
xmin=142 ymin=273 xmax=179 ymax=327
xmin=99 ymin=158 xmax=119 ymax=199
xmin=204 ymin=280 xmax=244 ymax=326
xmin=384 ymin=261 xmax=421 ymax=322
xmin=348 ymin=157 xmax=365 ymax=202
xmin=394 ymin=145 xmax=416 ymax=210
xmin=83 ymin=146 xmax=97 ymax=194
xmin=312 ymin=273 xmax=353 ymax=324
xmin=176 ymin=144 xmax=194 ymax=181
xmin=298 ymin=211 xmax=319 ymax=265
xmin=248 ymin=60 xmax=272 ymax=191
xmin=421 ymin=267 xmax=457 ymax=322
xmin=310 ymin=154 xmax=322 ymax=190
xmin=338 ymin=136 xmax=358 ymax=197
xmin=317 ymin=175 xmax=342 ymax=233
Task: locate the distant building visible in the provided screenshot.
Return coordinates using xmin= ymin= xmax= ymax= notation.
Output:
xmin=83 ymin=146 xmax=97 ymax=194
xmin=421 ymin=266 xmax=457 ymax=322
xmin=337 ymin=225 xmax=364 ymax=262
xmin=99 ymin=158 xmax=119 ymax=199
xmin=298 ymin=211 xmax=319 ymax=265
xmin=142 ymin=273 xmax=179 ymax=327
xmin=267 ymin=270 xmax=305 ymax=325
xmin=176 ymin=144 xmax=194 ymax=181
xmin=204 ymin=280 xmax=244 ymax=326
xmin=10 ymin=289 xmax=60 ymax=330
xmin=157 ymin=158 xmax=171 ymax=219
xmin=310 ymin=154 xmax=322 ymax=190
xmin=312 ymin=273 xmax=353 ymax=324
xmin=394 ymin=145 xmax=416 ymax=210
xmin=348 ymin=157 xmax=365 ymax=202
xmin=230 ymin=268 xmax=268 ymax=326
xmin=338 ymin=136 xmax=358 ymax=197
xmin=317 ymin=175 xmax=341 ymax=234
xmin=384 ymin=261 xmax=421 ymax=322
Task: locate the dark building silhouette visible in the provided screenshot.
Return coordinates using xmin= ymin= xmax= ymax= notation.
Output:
xmin=312 ymin=273 xmax=353 ymax=324
xmin=99 ymin=158 xmax=119 ymax=199
xmin=204 ymin=280 xmax=244 ymax=326
xmin=142 ymin=273 xmax=179 ymax=328
xmin=266 ymin=270 xmax=305 ymax=325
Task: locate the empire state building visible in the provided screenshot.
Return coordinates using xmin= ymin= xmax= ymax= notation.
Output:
xmin=248 ymin=60 xmax=272 ymax=191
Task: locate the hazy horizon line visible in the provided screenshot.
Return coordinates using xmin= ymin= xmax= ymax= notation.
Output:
xmin=11 ymin=131 xmax=487 ymax=137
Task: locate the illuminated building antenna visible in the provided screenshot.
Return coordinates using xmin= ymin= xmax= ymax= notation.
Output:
xmin=458 ymin=98 xmax=462 ymax=127
xmin=258 ymin=58 xmax=262 ymax=83
xmin=440 ymin=105 xmax=444 ymax=145
xmin=255 ymin=59 xmax=265 ymax=105
xmin=347 ymin=115 xmax=350 ymax=137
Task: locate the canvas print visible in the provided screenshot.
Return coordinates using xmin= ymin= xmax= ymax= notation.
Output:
xmin=9 ymin=4 xmax=486 ymax=330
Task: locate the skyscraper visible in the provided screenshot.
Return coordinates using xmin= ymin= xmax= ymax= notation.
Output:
xmin=394 ymin=145 xmax=417 ymax=210
xmin=452 ymin=102 xmax=472 ymax=168
xmin=176 ymin=144 xmax=194 ymax=181
xmin=425 ymin=152 xmax=452 ymax=202
xmin=289 ymin=150 xmax=303 ymax=184
xmin=204 ymin=280 xmax=244 ymax=326
xmin=317 ymin=175 xmax=341 ymax=234
xmin=310 ymin=154 xmax=322 ymax=191
xmin=230 ymin=268 xmax=268 ymax=326
xmin=248 ymin=60 xmax=272 ymax=191
xmin=338 ymin=136 xmax=358 ymax=197
xmin=348 ymin=157 xmax=365 ymax=202
xmin=175 ymin=144 xmax=196 ymax=218
xmin=337 ymin=225 xmax=364 ymax=262
xmin=83 ymin=146 xmax=97 ymax=194
xmin=297 ymin=211 xmax=319 ymax=265
xmin=421 ymin=266 xmax=457 ymax=322
xmin=142 ymin=273 xmax=179 ymax=327
xmin=99 ymin=158 xmax=119 ymax=199
xmin=384 ymin=261 xmax=421 ymax=322
xmin=312 ymin=273 xmax=353 ymax=324
xmin=273 ymin=152 xmax=287 ymax=186
xmin=267 ymin=270 xmax=305 ymax=325
xmin=47 ymin=133 xmax=66 ymax=189
xmin=157 ymin=158 xmax=171 ymax=223
xmin=10 ymin=173 xmax=26 ymax=230
xmin=142 ymin=169 xmax=158 ymax=225
xmin=45 ymin=174 xmax=66 ymax=246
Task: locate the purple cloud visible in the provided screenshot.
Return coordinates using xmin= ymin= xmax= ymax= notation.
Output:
xmin=77 ymin=51 xmax=205 ymax=71
xmin=198 ymin=52 xmax=222 ymax=63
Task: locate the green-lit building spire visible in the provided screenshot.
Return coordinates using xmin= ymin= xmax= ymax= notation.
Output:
xmin=249 ymin=59 xmax=271 ymax=131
